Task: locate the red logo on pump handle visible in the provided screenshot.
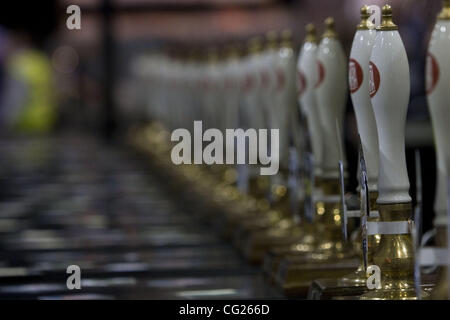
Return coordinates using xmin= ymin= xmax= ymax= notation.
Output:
xmin=426 ymin=52 xmax=439 ymax=94
xmin=276 ymin=68 xmax=285 ymax=91
xmin=349 ymin=58 xmax=363 ymax=94
xmin=315 ymin=61 xmax=325 ymax=88
xmin=369 ymin=61 xmax=380 ymax=98
xmin=297 ymin=70 xmax=307 ymax=96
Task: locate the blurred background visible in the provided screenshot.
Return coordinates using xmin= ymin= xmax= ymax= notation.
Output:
xmin=0 ymin=0 xmax=443 ymax=299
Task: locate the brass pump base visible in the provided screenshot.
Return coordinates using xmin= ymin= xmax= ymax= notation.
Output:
xmin=266 ymin=178 xmax=357 ymax=295
xmin=242 ymin=224 xmax=303 ymax=264
xmin=360 ymin=203 xmax=428 ymax=300
xmin=275 ymin=255 xmax=359 ymax=297
xmin=307 ymin=193 xmax=381 ymax=299
xmin=270 ymin=199 xmax=357 ymax=296
xmin=262 ymin=224 xmax=318 ymax=281
xmin=263 ymin=219 xmax=353 ymax=285
xmin=234 ymin=178 xmax=293 ymax=258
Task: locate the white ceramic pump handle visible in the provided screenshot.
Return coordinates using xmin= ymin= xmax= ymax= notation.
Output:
xmin=315 ymin=17 xmax=348 ymax=180
xmin=369 ymin=5 xmax=411 ymax=204
xmin=349 ymin=5 xmax=379 ymax=192
xmin=427 ymin=1 xmax=450 ymax=225
xmin=298 ymin=24 xmax=323 ymax=177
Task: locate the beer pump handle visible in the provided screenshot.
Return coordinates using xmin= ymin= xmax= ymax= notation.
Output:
xmin=349 ymin=5 xmax=378 ymax=191
xmin=298 ymin=24 xmax=323 ymax=177
xmin=369 ymin=5 xmax=411 ymax=204
xmin=427 ymin=0 xmax=450 ymax=224
xmin=315 ymin=17 xmax=348 ymax=180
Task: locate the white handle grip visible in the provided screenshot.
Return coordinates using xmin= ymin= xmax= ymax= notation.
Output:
xmin=315 ymin=38 xmax=348 ymax=179
xmin=298 ymin=41 xmax=323 ymax=176
xmin=427 ymin=20 xmax=450 ymax=222
xmin=349 ymin=29 xmax=379 ymax=191
xmin=370 ymin=30 xmax=411 ymax=204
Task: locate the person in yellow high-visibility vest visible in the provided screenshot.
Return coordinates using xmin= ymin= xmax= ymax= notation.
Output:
xmin=6 ymin=47 xmax=56 ymax=133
